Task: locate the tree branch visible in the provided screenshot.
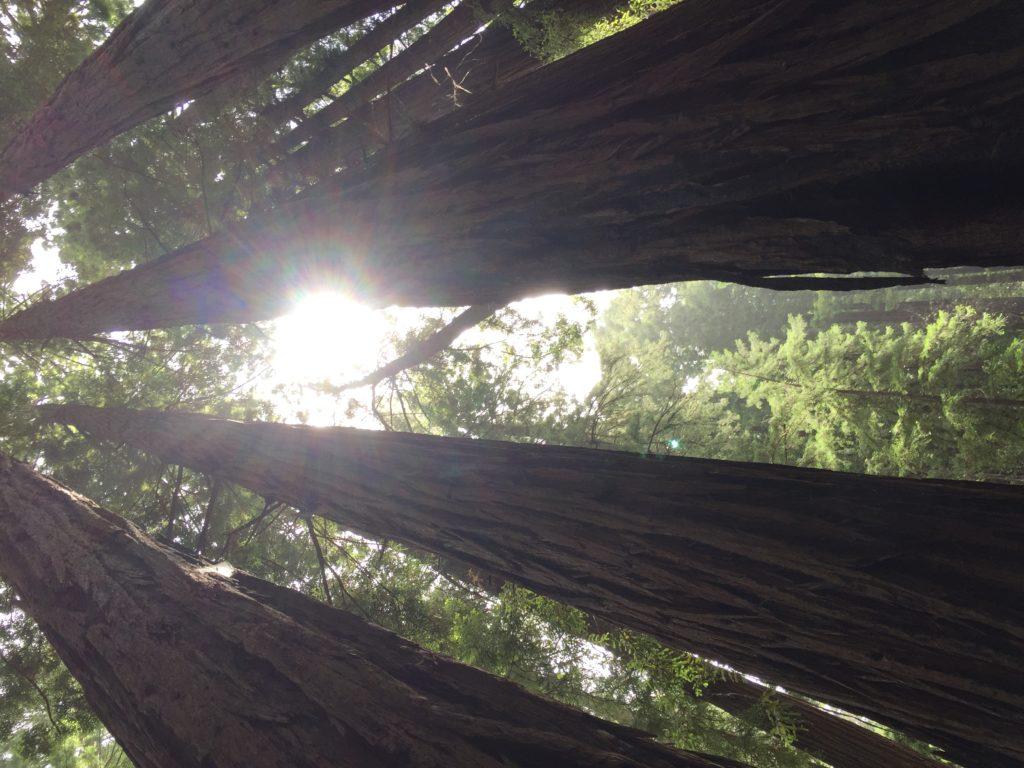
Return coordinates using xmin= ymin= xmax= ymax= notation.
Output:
xmin=334 ymin=303 xmax=502 ymax=392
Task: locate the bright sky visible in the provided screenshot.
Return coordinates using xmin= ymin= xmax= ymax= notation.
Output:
xmin=13 ymin=242 xmax=609 ymax=428
xmin=265 ymin=290 xmax=608 ymax=427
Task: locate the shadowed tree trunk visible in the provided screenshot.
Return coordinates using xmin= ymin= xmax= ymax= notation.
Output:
xmin=4 ymin=0 xmax=1024 ymax=339
xmin=41 ymin=403 xmax=1024 ymax=767
xmin=0 ymin=0 xmax=394 ymax=198
xmin=0 ymin=453 xmax=745 ymax=768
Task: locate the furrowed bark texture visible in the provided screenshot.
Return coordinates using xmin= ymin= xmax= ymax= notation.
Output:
xmin=0 ymin=453 xmax=743 ymax=768
xmin=0 ymin=0 xmax=393 ymax=197
xmin=5 ymin=0 xmax=1024 ymax=338
xmin=42 ymin=403 xmax=1024 ymax=767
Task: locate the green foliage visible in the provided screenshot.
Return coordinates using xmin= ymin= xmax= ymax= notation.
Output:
xmin=507 ymin=0 xmax=683 ymax=62
xmin=715 ymin=308 xmax=1024 ymax=479
xmin=2 ymin=4 xmax=1019 ymax=765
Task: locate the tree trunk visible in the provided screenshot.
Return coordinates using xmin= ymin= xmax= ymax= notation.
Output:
xmin=0 ymin=453 xmax=744 ymax=768
xmin=0 ymin=0 xmax=394 ymax=198
xmin=5 ymin=0 xmax=1024 ymax=338
xmin=41 ymin=403 xmax=1024 ymax=767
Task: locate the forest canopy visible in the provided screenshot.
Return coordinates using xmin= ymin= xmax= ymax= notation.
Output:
xmin=1 ymin=1 xmax=1022 ymax=767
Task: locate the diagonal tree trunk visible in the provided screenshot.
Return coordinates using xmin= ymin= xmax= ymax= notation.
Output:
xmin=0 ymin=0 xmax=395 ymax=198
xmin=41 ymin=403 xmax=1024 ymax=767
xmin=0 ymin=453 xmax=745 ymax=768
xmin=4 ymin=0 xmax=1024 ymax=339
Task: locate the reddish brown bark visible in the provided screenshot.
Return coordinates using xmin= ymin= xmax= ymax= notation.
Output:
xmin=4 ymin=0 xmax=1024 ymax=339
xmin=0 ymin=0 xmax=393 ymax=198
xmin=41 ymin=403 xmax=1024 ymax=767
xmin=0 ymin=453 xmax=745 ymax=768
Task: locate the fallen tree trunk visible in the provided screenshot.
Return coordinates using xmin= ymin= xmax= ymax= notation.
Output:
xmin=41 ymin=403 xmax=1024 ymax=767
xmin=0 ymin=453 xmax=744 ymax=768
xmin=4 ymin=0 xmax=1024 ymax=339
xmin=0 ymin=0 xmax=394 ymax=198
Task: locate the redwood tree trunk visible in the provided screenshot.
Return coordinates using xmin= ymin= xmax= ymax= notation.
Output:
xmin=4 ymin=0 xmax=1024 ymax=339
xmin=0 ymin=453 xmax=743 ymax=768
xmin=42 ymin=403 xmax=1024 ymax=767
xmin=0 ymin=0 xmax=393 ymax=198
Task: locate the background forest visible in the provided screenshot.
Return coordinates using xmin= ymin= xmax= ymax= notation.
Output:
xmin=2 ymin=1 xmax=1022 ymax=766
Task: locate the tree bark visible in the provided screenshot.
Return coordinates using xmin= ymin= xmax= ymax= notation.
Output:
xmin=4 ymin=0 xmax=1024 ymax=338
xmin=0 ymin=0 xmax=394 ymax=198
xmin=0 ymin=453 xmax=744 ymax=768
xmin=41 ymin=403 xmax=1024 ymax=767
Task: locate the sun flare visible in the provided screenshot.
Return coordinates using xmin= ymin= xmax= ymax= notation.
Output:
xmin=272 ymin=292 xmax=388 ymax=383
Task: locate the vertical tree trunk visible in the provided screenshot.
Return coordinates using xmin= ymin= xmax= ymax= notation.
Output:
xmin=0 ymin=453 xmax=744 ymax=768
xmin=41 ymin=403 xmax=1024 ymax=767
xmin=0 ymin=0 xmax=394 ymax=198
xmin=4 ymin=0 xmax=1024 ymax=339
